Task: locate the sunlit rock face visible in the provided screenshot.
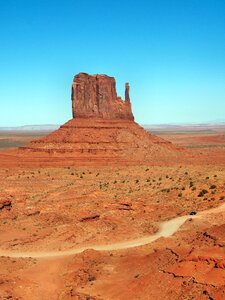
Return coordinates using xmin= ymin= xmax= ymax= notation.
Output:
xmin=72 ymin=73 xmax=134 ymax=121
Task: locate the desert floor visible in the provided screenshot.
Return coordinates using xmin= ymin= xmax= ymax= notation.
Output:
xmin=0 ymin=128 xmax=225 ymax=300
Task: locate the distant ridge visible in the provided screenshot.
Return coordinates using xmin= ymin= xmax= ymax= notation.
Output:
xmin=1 ymin=122 xmax=225 ymax=132
xmin=0 ymin=125 xmax=60 ymax=131
xmin=143 ymin=122 xmax=225 ymax=131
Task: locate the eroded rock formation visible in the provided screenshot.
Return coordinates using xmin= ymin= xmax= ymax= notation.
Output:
xmin=72 ymin=73 xmax=134 ymax=121
xmin=21 ymin=72 xmax=184 ymax=163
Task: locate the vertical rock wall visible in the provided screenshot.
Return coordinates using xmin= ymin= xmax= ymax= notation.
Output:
xmin=72 ymin=73 xmax=134 ymax=120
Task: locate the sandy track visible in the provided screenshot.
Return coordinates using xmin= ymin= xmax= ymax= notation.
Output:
xmin=0 ymin=215 xmax=192 ymax=258
xmin=0 ymin=203 xmax=224 ymax=259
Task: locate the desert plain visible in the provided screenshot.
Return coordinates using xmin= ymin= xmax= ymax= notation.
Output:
xmin=0 ymin=125 xmax=224 ymax=300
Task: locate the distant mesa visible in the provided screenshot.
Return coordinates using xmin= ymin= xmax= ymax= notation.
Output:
xmin=20 ymin=72 xmax=183 ymax=164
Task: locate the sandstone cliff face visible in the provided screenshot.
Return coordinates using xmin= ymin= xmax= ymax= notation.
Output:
xmin=72 ymin=73 xmax=134 ymax=121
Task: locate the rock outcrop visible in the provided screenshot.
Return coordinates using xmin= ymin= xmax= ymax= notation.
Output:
xmin=20 ymin=72 xmax=184 ymax=164
xmin=72 ymin=73 xmax=134 ymax=120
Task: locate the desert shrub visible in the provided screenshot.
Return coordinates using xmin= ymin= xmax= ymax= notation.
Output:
xmin=220 ymin=196 xmax=225 ymax=200
xmin=88 ymin=275 xmax=96 ymax=281
xmin=198 ymin=191 xmax=204 ymax=197
xmin=178 ymin=193 xmax=182 ymax=197
xmin=189 ymin=181 xmax=194 ymax=187
xmin=202 ymin=189 xmax=208 ymax=194
xmin=210 ymin=185 xmax=216 ymax=189
xmin=181 ymin=187 xmax=185 ymax=191
xmin=198 ymin=189 xmax=208 ymax=197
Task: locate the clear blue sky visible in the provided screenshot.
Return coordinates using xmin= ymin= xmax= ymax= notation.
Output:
xmin=0 ymin=0 xmax=225 ymax=126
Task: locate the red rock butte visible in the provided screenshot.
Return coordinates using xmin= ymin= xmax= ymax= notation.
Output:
xmin=21 ymin=72 xmax=184 ymax=163
xmin=72 ymin=73 xmax=134 ymax=121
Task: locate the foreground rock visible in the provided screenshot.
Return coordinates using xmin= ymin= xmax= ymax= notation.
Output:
xmin=0 ymin=200 xmax=11 ymax=210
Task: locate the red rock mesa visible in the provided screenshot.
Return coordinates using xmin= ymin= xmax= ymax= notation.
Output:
xmin=21 ymin=73 xmax=183 ymax=163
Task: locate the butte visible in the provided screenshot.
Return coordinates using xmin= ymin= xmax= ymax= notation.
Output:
xmin=20 ymin=73 xmax=184 ymax=165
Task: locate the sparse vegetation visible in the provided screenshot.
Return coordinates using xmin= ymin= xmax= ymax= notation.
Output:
xmin=198 ymin=189 xmax=208 ymax=197
xmin=210 ymin=185 xmax=216 ymax=189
